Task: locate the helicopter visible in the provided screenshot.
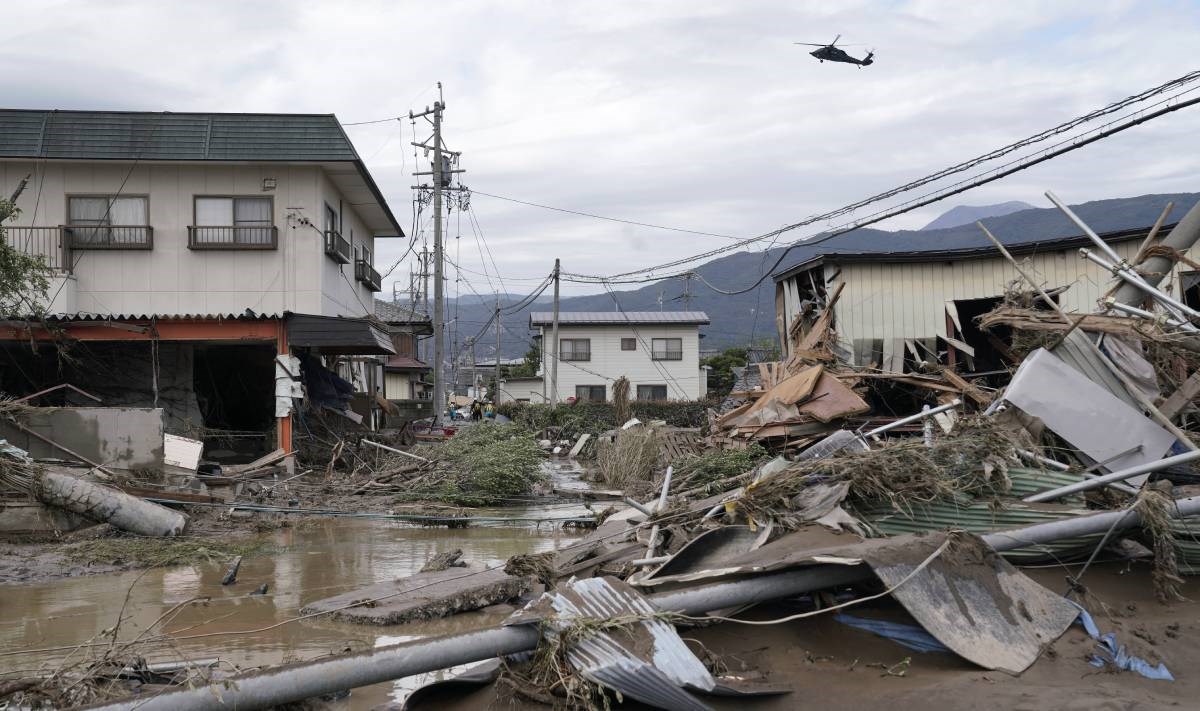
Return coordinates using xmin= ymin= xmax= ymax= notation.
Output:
xmin=795 ymin=35 xmax=874 ymax=67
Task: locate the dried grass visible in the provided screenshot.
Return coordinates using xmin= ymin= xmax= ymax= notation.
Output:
xmin=1135 ymin=483 xmax=1186 ymax=603
xmin=596 ymin=427 xmax=661 ymax=490
xmin=739 ymin=419 xmax=1015 ymax=526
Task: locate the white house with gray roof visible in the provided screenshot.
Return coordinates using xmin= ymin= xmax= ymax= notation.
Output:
xmin=527 ymin=311 xmax=710 ymax=402
xmin=0 ymin=109 xmax=402 ymax=318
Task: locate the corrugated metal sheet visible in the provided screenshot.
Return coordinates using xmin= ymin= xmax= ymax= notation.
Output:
xmin=543 ymin=577 xmax=714 ymax=711
xmin=43 ymin=312 xmax=281 ymax=322
xmin=856 ymin=498 xmax=1103 ymax=562
xmin=529 ymin=311 xmax=710 ymax=327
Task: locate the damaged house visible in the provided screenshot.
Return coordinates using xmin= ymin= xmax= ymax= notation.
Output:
xmin=774 ymin=221 xmax=1197 ymax=374
xmin=0 ymin=109 xmax=403 ymax=461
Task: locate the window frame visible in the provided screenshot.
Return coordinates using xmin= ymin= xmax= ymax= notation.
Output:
xmin=575 ymin=384 xmax=606 ymax=402
xmin=620 ymin=337 xmax=637 ymax=351
xmin=636 ymin=384 xmax=668 ymax=401
xmin=64 ymin=193 xmax=152 ymax=250
xmin=651 ymin=337 xmax=684 ymax=361
xmin=560 ymin=338 xmax=592 ymax=362
xmin=189 ymin=195 xmax=277 ymax=250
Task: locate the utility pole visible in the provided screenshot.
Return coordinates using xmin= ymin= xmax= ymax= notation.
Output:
xmin=495 ymin=298 xmax=502 ymax=402
xmin=681 ymin=272 xmax=694 ymax=310
xmin=410 ymin=83 xmax=465 ymax=426
xmin=550 ymin=258 xmax=561 ymax=407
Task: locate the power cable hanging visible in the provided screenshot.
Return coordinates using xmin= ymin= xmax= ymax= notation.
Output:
xmin=565 ymin=86 xmax=1200 ymax=295
xmin=560 ymin=71 xmax=1200 ymax=287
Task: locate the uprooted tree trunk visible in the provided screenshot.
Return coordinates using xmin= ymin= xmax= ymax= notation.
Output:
xmin=34 ymin=469 xmax=189 ymax=537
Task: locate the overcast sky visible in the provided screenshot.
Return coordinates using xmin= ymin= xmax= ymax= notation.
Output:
xmin=4 ymin=0 xmax=1200 ymax=299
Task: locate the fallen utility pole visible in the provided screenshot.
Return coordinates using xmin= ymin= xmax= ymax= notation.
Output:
xmin=86 ymin=495 xmax=1200 ymax=711
xmin=361 ymin=438 xmax=430 ymax=463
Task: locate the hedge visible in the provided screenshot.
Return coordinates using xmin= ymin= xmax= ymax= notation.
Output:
xmin=497 ymin=400 xmax=709 ymax=439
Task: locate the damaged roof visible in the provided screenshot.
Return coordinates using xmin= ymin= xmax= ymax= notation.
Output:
xmin=528 ymin=311 xmax=710 ymax=327
xmin=0 ymin=109 xmax=404 ymax=237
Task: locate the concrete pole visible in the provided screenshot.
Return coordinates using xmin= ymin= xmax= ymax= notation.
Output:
xmin=495 ymin=298 xmax=502 ymax=401
xmin=85 ymin=495 xmax=1200 ymax=711
xmin=431 ymin=95 xmax=445 ymax=427
xmin=550 ymin=258 xmax=561 ymax=407
xmin=1112 ymin=196 xmax=1200 ymax=306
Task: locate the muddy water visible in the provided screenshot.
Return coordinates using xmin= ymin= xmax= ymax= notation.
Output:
xmin=0 ymin=460 xmax=604 ymax=708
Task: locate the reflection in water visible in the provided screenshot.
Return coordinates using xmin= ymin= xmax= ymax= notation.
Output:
xmin=0 ymin=511 xmax=587 ymax=709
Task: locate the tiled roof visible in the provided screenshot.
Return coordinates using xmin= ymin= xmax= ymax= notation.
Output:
xmin=528 ymin=311 xmax=710 ymax=327
xmin=384 ymin=355 xmax=430 ymax=370
xmin=375 ymin=299 xmax=430 ymax=323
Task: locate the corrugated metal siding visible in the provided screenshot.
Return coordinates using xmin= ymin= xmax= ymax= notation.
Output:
xmin=780 ymin=236 xmax=1191 ymax=362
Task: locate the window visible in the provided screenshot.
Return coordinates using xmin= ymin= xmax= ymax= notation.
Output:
xmin=637 ymin=384 xmax=668 ymax=400
xmin=651 ymin=338 xmax=683 ymax=361
xmin=560 ymin=338 xmax=591 ymax=361
xmin=575 ymin=385 xmax=606 ymax=402
xmin=324 ymin=203 xmax=339 ymax=234
xmin=191 ymin=196 xmax=276 ymax=248
xmin=67 ymin=196 xmax=150 ymax=248
xmin=620 ymin=338 xmax=636 ymax=351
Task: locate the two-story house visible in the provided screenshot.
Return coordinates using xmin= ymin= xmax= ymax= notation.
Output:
xmin=525 ymin=311 xmax=710 ymax=402
xmin=0 ymin=109 xmax=404 ymax=457
xmin=375 ymin=299 xmax=433 ymax=421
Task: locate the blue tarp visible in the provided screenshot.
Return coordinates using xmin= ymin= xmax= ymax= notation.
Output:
xmin=1072 ymin=604 xmax=1174 ymax=681
xmin=834 ymin=613 xmax=951 ymax=654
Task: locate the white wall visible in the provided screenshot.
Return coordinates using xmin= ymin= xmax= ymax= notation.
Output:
xmin=1 ymin=159 xmax=380 ymax=318
xmin=537 ymin=324 xmax=704 ymax=400
xmin=498 ymin=377 xmax=544 ymax=404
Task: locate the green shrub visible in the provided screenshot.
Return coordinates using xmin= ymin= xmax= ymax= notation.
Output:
xmin=499 ymin=401 xmax=709 ymax=439
xmin=673 ymin=444 xmax=769 ymax=491
xmin=427 ymin=423 xmax=545 ymax=505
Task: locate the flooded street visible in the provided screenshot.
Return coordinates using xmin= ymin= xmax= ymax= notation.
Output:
xmin=0 ymin=460 xmax=603 ymax=708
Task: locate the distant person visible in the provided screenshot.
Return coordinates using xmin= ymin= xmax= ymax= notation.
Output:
xmin=484 ymin=402 xmax=495 ymax=419
xmin=470 ymin=400 xmax=483 ymax=421
xmin=448 ymin=403 xmax=460 ymax=421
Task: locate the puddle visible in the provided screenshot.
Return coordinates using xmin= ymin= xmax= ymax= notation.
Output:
xmin=0 ymin=516 xmax=586 ymax=708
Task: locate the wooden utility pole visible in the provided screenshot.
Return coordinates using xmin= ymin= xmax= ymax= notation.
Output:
xmin=550 ymin=258 xmax=561 ymax=407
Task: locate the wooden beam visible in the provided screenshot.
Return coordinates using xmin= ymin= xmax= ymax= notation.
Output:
xmin=1159 ymin=370 xmax=1200 ymax=420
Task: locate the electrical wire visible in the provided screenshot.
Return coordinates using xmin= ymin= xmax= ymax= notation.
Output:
xmin=564 ymin=85 xmax=1200 ymax=294
xmin=470 ymin=189 xmax=743 ymax=241
xmin=560 ymin=73 xmax=1200 ymax=287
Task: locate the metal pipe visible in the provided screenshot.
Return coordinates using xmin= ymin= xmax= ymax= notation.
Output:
xmin=1081 ymin=248 xmax=1200 ymax=322
xmin=1104 ymin=298 xmax=1196 ymax=332
xmin=1111 ymin=193 xmax=1200 ymax=306
xmin=361 ymin=438 xmax=430 ymax=463
xmin=1046 ymin=190 xmax=1124 ymax=264
xmin=622 ymin=497 xmax=652 ymax=516
xmin=1024 ymin=450 xmax=1200 ymax=503
xmin=86 ymin=495 xmax=1200 ymax=711
xmin=1016 ymin=448 xmax=1070 ymax=471
xmin=863 ymin=398 xmax=961 ymax=437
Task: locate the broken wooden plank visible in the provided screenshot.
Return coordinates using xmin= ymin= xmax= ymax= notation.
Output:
xmin=1160 ymin=370 xmax=1200 ymax=420
xmin=941 ymin=369 xmax=993 ymax=407
xmin=797 ymin=373 xmax=872 ymax=423
xmin=224 ymin=448 xmax=287 ymax=474
xmin=299 ymin=565 xmax=530 ymax=625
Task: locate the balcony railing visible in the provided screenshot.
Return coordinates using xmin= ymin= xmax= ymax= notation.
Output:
xmin=2 ymin=226 xmax=71 ymax=272
xmin=651 ymin=349 xmax=683 ymax=361
xmin=188 ymin=225 xmax=278 ymax=250
xmin=324 ymin=230 xmax=351 ymax=264
xmin=355 ymin=259 xmax=382 ymax=292
xmin=65 ymin=225 xmax=153 ymax=250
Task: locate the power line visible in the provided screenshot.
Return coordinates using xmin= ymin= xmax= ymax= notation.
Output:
xmin=564 ymin=84 xmax=1200 ymax=294
xmin=470 ymin=190 xmax=742 ymax=241
xmin=560 ymin=71 xmax=1200 ymax=287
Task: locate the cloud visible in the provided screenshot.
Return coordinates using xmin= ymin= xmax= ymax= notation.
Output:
xmin=3 ymin=0 xmax=1199 ymax=298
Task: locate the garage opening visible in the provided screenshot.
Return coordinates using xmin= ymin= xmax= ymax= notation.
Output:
xmin=192 ymin=344 xmax=276 ymax=460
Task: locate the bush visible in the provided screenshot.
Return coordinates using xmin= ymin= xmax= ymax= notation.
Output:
xmin=673 ymin=444 xmax=769 ymax=492
xmin=499 ymin=400 xmax=709 ymax=439
xmin=427 ymin=423 xmax=545 ymax=505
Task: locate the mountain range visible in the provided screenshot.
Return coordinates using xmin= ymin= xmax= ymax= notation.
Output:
xmin=920 ymin=201 xmax=1036 ymax=230
xmin=416 ymin=192 xmax=1199 ymax=360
